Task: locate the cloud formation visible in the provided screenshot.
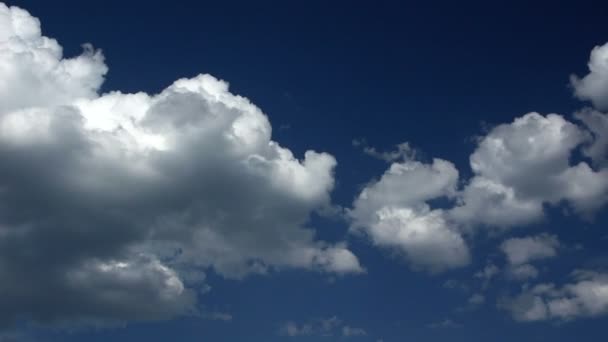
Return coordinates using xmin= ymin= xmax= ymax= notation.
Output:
xmin=571 ymin=42 xmax=608 ymax=111
xmin=501 ymin=234 xmax=559 ymax=265
xmin=0 ymin=3 xmax=361 ymax=327
xmin=502 ymin=271 xmax=608 ymax=322
xmin=351 ymin=109 xmax=608 ymax=273
xmin=349 ymin=158 xmax=470 ymax=272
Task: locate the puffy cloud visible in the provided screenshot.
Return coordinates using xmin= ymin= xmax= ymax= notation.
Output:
xmin=451 ymin=113 xmax=608 ymax=227
xmin=571 ymin=42 xmax=608 ymax=111
xmin=500 ymin=234 xmax=560 ymax=266
xmin=0 ymin=3 xmax=361 ymax=327
xmin=351 ymin=109 xmax=608 ymax=273
xmin=0 ymin=4 xmax=106 ymax=114
xmin=449 ymin=176 xmax=543 ymax=228
xmin=349 ymin=159 xmax=470 ymax=272
xmin=502 ymin=271 xmax=608 ymax=321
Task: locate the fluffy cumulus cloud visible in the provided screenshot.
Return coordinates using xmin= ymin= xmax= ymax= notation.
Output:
xmin=502 ymin=271 xmax=608 ymax=322
xmin=0 ymin=3 xmax=361 ymax=327
xmin=571 ymin=42 xmax=608 ymax=111
xmin=349 ymin=158 xmax=470 ymax=272
xmin=350 ymin=112 xmax=608 ymax=273
xmin=451 ymin=113 xmax=608 ymax=227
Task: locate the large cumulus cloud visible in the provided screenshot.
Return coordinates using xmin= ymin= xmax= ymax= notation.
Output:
xmin=0 ymin=3 xmax=361 ymax=327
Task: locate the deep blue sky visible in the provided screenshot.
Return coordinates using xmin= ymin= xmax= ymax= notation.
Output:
xmin=4 ymin=1 xmax=608 ymax=341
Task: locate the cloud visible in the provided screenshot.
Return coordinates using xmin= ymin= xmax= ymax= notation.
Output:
xmin=202 ymin=312 xmax=233 ymax=322
xmin=280 ymin=316 xmax=366 ymax=338
xmin=501 ymin=234 xmax=560 ymax=266
xmin=475 ymin=263 xmax=500 ymax=289
xmin=426 ymin=319 xmax=462 ymax=329
xmin=498 ymin=234 xmax=559 ymax=281
xmin=468 ymin=293 xmax=485 ymax=305
xmin=507 ymin=264 xmax=540 ymax=281
xmin=501 ymin=270 xmax=608 ymax=321
xmin=349 ymin=158 xmax=470 ymax=272
xmin=575 ymin=108 xmax=608 ymax=168
xmin=350 ymin=109 xmax=608 ymax=273
xmin=0 ymin=3 xmax=361 ymax=327
xmin=571 ymin=42 xmax=608 ymax=111
xmin=342 ymin=326 xmax=367 ymax=337
xmin=451 ymin=113 xmax=608 ymax=227
xmin=353 ymin=140 xmax=416 ymax=162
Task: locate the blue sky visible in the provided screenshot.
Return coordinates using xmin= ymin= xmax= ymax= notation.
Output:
xmin=1 ymin=1 xmax=608 ymax=341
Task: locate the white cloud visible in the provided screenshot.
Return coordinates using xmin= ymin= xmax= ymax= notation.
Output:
xmin=501 ymin=234 xmax=559 ymax=266
xmin=502 ymin=271 xmax=608 ymax=321
xmin=349 ymin=158 xmax=469 ymax=272
xmin=0 ymin=3 xmax=361 ymax=326
xmin=449 ymin=176 xmax=543 ymax=228
xmin=452 ymin=113 xmax=608 ymax=224
xmin=0 ymin=4 xmax=106 ymax=115
xmin=571 ymin=42 xmax=608 ymax=110
xmin=351 ymin=109 xmax=608 ymax=273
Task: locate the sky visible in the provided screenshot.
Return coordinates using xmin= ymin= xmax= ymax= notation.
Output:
xmin=1 ymin=1 xmax=608 ymax=341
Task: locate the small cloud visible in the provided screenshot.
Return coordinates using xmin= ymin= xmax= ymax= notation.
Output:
xmin=427 ymin=319 xmax=463 ymax=329
xmin=280 ymin=316 xmax=366 ymax=338
xmin=352 ymin=139 xmax=416 ymax=162
xmin=468 ymin=293 xmax=485 ymax=305
xmin=342 ymin=325 xmax=367 ymax=337
xmin=443 ymin=279 xmax=469 ymax=292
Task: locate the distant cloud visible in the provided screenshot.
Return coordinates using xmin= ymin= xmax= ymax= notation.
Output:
xmin=353 ymin=140 xmax=416 ymax=162
xmin=342 ymin=325 xmax=367 ymax=337
xmin=427 ymin=319 xmax=462 ymax=329
xmin=203 ymin=312 xmax=233 ymax=322
xmin=468 ymin=293 xmax=485 ymax=305
xmin=280 ymin=316 xmax=366 ymax=338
